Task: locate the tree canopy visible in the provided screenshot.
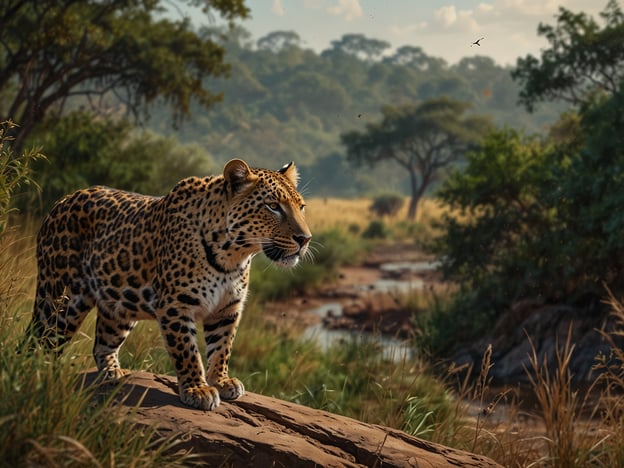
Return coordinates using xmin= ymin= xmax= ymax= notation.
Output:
xmin=341 ymin=98 xmax=490 ymax=220
xmin=0 ymin=0 xmax=249 ymax=150
xmin=512 ymin=0 xmax=624 ymax=111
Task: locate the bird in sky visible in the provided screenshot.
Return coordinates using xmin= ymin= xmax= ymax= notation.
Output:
xmin=471 ymin=37 xmax=484 ymax=47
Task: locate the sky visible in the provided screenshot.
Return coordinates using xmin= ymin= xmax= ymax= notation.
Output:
xmin=206 ymin=0 xmax=605 ymax=66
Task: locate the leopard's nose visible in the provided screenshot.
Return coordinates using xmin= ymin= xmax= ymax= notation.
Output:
xmin=293 ymin=234 xmax=311 ymax=248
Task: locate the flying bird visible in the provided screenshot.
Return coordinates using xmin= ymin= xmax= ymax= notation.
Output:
xmin=471 ymin=37 xmax=484 ymax=47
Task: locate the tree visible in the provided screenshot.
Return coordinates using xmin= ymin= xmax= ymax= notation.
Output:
xmin=341 ymin=98 xmax=490 ymax=220
xmin=0 ymin=0 xmax=249 ymax=151
xmin=512 ymin=0 xmax=624 ymax=111
xmin=257 ymin=31 xmax=302 ymax=52
xmin=383 ymin=46 xmax=446 ymax=72
xmin=426 ymin=0 xmax=624 ymax=349
xmin=327 ymin=34 xmax=390 ymax=62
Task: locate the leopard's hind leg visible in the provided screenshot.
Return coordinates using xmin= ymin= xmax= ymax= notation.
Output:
xmin=25 ymin=229 xmax=95 ymax=352
xmin=93 ymin=308 xmax=137 ymax=380
xmin=26 ymin=274 xmax=95 ymax=352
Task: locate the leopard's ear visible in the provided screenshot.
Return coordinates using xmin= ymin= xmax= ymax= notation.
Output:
xmin=278 ymin=161 xmax=299 ymax=187
xmin=223 ymin=159 xmax=258 ymax=196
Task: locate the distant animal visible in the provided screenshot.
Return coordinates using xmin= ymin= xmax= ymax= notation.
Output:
xmin=471 ymin=37 xmax=484 ymax=47
xmin=24 ymin=159 xmax=311 ymax=410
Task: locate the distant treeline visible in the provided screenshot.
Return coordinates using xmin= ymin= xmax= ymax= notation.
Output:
xmin=148 ymin=28 xmax=564 ymax=197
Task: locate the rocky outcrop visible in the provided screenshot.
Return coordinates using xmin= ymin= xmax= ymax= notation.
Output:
xmin=85 ymin=370 xmax=501 ymax=467
xmin=451 ymin=301 xmax=624 ymax=384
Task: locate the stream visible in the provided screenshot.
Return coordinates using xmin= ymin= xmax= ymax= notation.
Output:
xmin=300 ymin=260 xmax=440 ymax=362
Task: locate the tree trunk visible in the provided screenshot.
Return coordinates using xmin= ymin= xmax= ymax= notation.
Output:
xmin=84 ymin=370 xmax=503 ymax=467
xmin=407 ymin=167 xmax=421 ymax=221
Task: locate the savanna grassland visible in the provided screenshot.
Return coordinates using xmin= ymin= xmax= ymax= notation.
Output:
xmin=1 ymin=197 xmax=624 ymax=467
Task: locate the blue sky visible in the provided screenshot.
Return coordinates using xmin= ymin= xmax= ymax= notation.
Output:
xmin=207 ymin=0 xmax=603 ymax=66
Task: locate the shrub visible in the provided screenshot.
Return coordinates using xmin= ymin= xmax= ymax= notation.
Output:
xmin=362 ymin=219 xmax=388 ymax=239
xmin=369 ymin=192 xmax=404 ymax=218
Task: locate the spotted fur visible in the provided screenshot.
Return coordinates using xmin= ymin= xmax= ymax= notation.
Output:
xmin=26 ymin=159 xmax=311 ymax=410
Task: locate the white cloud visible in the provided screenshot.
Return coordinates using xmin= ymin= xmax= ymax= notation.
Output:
xmin=434 ymin=6 xmax=457 ymax=28
xmin=327 ymin=0 xmax=363 ymax=21
xmin=433 ymin=5 xmax=478 ymax=32
xmin=272 ymin=0 xmax=285 ymax=16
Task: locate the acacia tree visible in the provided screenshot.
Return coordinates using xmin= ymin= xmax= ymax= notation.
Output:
xmin=341 ymin=98 xmax=490 ymax=220
xmin=0 ymin=0 xmax=249 ymax=151
xmin=512 ymin=0 xmax=624 ymax=111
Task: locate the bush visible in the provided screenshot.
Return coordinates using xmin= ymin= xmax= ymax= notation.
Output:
xmin=369 ymin=192 xmax=404 ymax=217
xmin=21 ymin=111 xmax=213 ymax=215
xmin=362 ymin=220 xmax=388 ymax=239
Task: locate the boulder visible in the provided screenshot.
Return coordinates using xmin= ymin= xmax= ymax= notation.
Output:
xmin=85 ymin=370 xmax=501 ymax=467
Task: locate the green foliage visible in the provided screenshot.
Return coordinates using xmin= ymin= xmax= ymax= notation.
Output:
xmin=22 ymin=111 xmax=213 ymax=215
xmin=0 ymin=0 xmax=249 ymax=151
xmin=369 ymin=192 xmax=404 ymax=217
xmin=430 ymin=88 xmax=624 ymax=351
xmin=0 ymin=121 xmax=44 ymax=233
xmin=0 ymin=344 xmax=192 ymax=466
xmin=512 ymin=0 xmax=624 ymax=111
xmin=415 ymin=2 xmax=624 ymax=355
xmin=413 ymin=286 xmax=498 ymax=356
xmin=429 ymin=128 xmax=568 ymax=348
xmin=362 ymin=220 xmax=388 ymax=239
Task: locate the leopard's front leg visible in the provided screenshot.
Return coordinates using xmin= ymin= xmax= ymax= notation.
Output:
xmin=159 ymin=304 xmax=221 ymax=410
xmin=203 ymin=305 xmax=245 ymax=401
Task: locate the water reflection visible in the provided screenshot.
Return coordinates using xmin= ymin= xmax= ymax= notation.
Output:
xmin=300 ymin=260 xmax=438 ymax=362
xmin=302 ymin=321 xmax=414 ymax=363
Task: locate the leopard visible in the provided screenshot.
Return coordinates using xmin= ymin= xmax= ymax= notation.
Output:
xmin=25 ymin=159 xmax=311 ymax=410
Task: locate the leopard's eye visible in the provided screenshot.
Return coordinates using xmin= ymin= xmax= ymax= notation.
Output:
xmin=300 ymin=204 xmax=306 ymax=212
xmin=266 ymin=202 xmax=280 ymax=214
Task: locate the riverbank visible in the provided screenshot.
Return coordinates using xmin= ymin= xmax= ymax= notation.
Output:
xmin=263 ymin=241 xmax=438 ymax=338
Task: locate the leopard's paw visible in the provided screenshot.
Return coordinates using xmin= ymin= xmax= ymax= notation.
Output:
xmin=97 ymin=367 xmax=130 ymax=382
xmin=180 ymin=384 xmax=221 ymax=410
xmin=213 ymin=377 xmax=245 ymax=401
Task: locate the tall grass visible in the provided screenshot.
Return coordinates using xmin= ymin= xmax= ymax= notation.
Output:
xmin=0 ymin=229 xmax=195 ymax=466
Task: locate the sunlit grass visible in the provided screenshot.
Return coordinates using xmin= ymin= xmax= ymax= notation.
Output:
xmin=305 ymin=196 xmax=448 ymax=237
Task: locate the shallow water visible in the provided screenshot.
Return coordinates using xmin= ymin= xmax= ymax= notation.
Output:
xmin=300 ymin=259 xmax=438 ymax=362
xmin=301 ymin=321 xmax=415 ymax=363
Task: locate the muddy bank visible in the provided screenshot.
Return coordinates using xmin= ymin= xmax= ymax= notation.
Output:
xmin=263 ymin=242 xmax=435 ymax=336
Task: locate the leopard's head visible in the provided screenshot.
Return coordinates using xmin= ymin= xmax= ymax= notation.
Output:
xmin=223 ymin=159 xmax=311 ymax=268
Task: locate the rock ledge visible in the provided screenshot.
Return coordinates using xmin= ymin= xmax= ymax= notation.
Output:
xmin=85 ymin=370 xmax=501 ymax=467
